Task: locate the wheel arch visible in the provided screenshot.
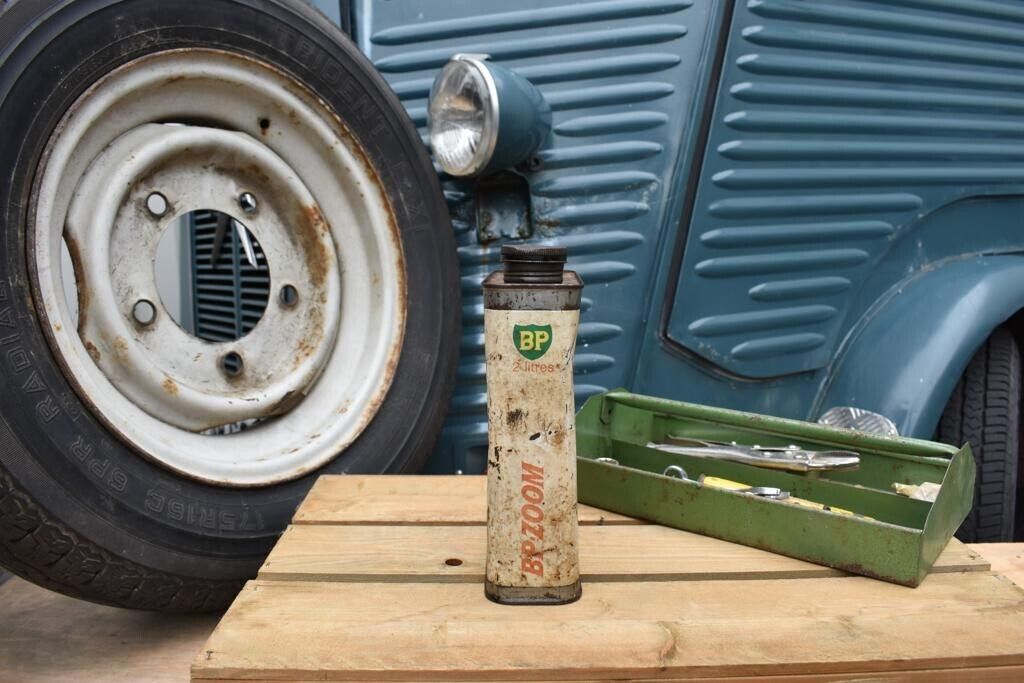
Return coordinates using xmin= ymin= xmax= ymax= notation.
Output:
xmin=815 ymin=255 xmax=1024 ymax=439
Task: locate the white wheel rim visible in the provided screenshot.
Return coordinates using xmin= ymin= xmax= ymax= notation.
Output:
xmin=30 ymin=50 xmax=407 ymax=486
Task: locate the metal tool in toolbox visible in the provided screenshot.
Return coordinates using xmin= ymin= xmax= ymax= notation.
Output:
xmin=482 ymin=245 xmax=583 ymax=605
xmin=638 ymin=461 xmax=868 ymax=516
xmin=649 ymin=437 xmax=861 ymax=473
xmin=576 ymin=391 xmax=975 ymax=587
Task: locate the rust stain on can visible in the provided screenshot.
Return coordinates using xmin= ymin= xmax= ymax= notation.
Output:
xmin=506 ymin=409 xmax=526 ymax=429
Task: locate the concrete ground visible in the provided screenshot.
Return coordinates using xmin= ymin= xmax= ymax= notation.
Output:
xmin=0 ymin=544 xmax=1020 ymax=682
xmin=0 ymin=572 xmax=219 ymax=683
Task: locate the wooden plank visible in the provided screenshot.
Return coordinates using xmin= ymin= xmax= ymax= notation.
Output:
xmin=194 ymin=667 xmax=1024 ymax=683
xmin=192 ymin=571 xmax=1024 ymax=682
xmin=194 ymin=666 xmax=1024 ymax=683
xmin=971 ymin=543 xmax=1024 ymax=588
xmin=259 ymin=523 xmax=989 ymax=584
xmin=293 ymin=475 xmax=641 ymax=526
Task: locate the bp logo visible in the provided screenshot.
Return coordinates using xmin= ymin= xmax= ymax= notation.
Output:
xmin=514 ymin=324 xmax=553 ymax=360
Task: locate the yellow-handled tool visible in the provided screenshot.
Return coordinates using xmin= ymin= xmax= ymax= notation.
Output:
xmin=699 ymin=475 xmax=872 ymax=519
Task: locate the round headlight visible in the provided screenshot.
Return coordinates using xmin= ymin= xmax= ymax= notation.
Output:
xmin=428 ymin=55 xmax=499 ymax=177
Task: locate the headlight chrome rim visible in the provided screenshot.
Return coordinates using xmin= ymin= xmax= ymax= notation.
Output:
xmin=428 ymin=53 xmax=500 ymax=178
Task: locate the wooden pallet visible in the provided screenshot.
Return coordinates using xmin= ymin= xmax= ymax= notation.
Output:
xmin=193 ymin=476 xmax=1024 ymax=682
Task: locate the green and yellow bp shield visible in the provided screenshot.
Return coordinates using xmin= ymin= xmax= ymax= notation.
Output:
xmin=513 ymin=324 xmax=553 ymax=360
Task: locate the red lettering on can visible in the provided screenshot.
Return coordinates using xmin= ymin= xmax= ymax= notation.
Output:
xmin=522 ymin=557 xmax=544 ymax=576
xmin=520 ymin=461 xmax=545 ymax=578
xmin=522 ymin=520 xmax=544 ymax=541
xmin=522 ymin=503 xmax=543 ymax=523
xmin=522 ymin=461 xmax=544 ymax=486
xmin=522 ymin=483 xmax=543 ymax=504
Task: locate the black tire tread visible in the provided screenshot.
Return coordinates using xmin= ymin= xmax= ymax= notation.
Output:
xmin=0 ymin=464 xmax=242 ymax=611
xmin=937 ymin=327 xmax=1020 ymax=542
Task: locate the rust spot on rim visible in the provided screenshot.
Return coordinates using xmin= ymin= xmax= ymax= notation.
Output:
xmin=62 ymin=232 xmax=91 ymax=334
xmin=84 ymin=340 xmax=101 ymax=362
xmin=270 ymin=390 xmax=304 ymax=416
xmin=291 ymin=300 xmax=325 ymax=371
xmin=162 ymin=377 xmax=179 ymax=396
xmin=294 ymin=205 xmax=331 ymax=287
xmin=283 ymin=205 xmax=334 ymax=372
xmin=113 ymin=337 xmax=129 ymax=360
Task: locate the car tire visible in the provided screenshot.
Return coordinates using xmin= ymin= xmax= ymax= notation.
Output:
xmin=0 ymin=0 xmax=458 ymax=611
xmin=937 ymin=327 xmax=1020 ymax=542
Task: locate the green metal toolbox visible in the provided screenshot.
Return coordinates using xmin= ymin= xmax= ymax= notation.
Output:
xmin=576 ymin=391 xmax=975 ymax=587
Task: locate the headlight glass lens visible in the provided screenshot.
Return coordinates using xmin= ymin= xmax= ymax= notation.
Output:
xmin=429 ymin=58 xmax=497 ymax=177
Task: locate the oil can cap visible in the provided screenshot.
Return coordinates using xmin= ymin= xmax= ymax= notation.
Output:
xmin=500 ymin=244 xmax=567 ymax=284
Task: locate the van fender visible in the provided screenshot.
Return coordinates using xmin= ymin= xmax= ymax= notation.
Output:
xmin=815 ymin=256 xmax=1024 ymax=439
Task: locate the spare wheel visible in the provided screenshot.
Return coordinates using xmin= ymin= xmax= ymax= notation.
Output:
xmin=0 ymin=0 xmax=458 ymax=610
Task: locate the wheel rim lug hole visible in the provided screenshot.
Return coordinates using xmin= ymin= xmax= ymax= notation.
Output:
xmin=280 ymin=284 xmax=299 ymax=307
xmin=132 ymin=299 xmax=157 ymax=326
xmin=239 ymin=192 xmax=258 ymax=215
xmin=221 ymin=352 xmax=244 ymax=378
xmin=146 ymin=192 xmax=168 ymax=217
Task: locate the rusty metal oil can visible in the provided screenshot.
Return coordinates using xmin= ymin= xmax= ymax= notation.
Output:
xmin=483 ymin=245 xmax=583 ymax=605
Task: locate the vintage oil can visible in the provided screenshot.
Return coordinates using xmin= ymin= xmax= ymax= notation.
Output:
xmin=483 ymin=245 xmax=584 ymax=605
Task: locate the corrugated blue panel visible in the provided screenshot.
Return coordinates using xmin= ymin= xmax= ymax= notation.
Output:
xmin=668 ymin=0 xmax=1024 ymax=378
xmin=358 ymin=0 xmax=717 ymax=471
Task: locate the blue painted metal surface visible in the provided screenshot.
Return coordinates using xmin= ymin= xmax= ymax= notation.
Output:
xmin=667 ymin=0 xmax=1024 ymax=378
xmin=347 ymin=0 xmax=1024 ymax=472
xmin=821 ymin=256 xmax=1024 ymax=439
xmin=356 ymin=0 xmax=722 ymax=472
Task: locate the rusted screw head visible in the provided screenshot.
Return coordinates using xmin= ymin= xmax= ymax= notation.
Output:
xmin=221 ymin=351 xmax=244 ymax=378
xmin=239 ymin=192 xmax=258 ymax=215
xmin=132 ymin=299 xmax=157 ymax=326
xmin=146 ymin=193 xmax=168 ymax=217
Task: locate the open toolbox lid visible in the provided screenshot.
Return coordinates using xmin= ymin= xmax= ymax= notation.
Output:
xmin=576 ymin=391 xmax=975 ymax=587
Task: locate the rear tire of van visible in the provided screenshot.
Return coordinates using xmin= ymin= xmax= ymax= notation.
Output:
xmin=937 ymin=327 xmax=1020 ymax=543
